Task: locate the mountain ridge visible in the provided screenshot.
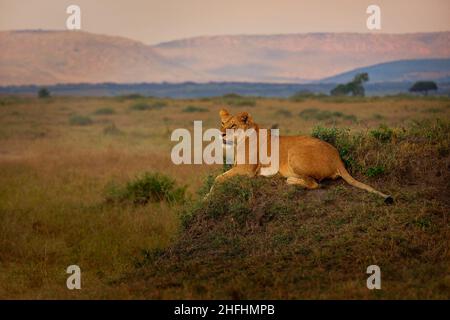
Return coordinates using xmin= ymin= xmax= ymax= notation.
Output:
xmin=320 ymin=58 xmax=450 ymax=83
xmin=0 ymin=30 xmax=449 ymax=85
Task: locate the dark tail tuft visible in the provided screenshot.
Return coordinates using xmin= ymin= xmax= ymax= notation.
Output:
xmin=384 ymin=196 xmax=394 ymax=205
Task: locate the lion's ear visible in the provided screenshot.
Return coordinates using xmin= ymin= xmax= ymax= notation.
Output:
xmin=219 ymin=108 xmax=230 ymax=119
xmin=238 ymin=112 xmax=252 ymax=124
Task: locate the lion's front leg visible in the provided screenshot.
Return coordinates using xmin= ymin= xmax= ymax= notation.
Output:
xmin=203 ymin=168 xmax=238 ymax=200
xmin=204 ymin=165 xmax=258 ymax=200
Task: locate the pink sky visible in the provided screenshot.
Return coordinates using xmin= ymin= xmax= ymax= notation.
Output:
xmin=1 ymin=0 xmax=449 ymax=44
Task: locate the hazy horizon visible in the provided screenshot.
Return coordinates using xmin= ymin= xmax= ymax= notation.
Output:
xmin=0 ymin=29 xmax=450 ymax=46
xmin=1 ymin=0 xmax=450 ymax=44
xmin=3 ymin=28 xmax=450 ymax=45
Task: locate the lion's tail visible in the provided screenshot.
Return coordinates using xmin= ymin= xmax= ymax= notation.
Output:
xmin=337 ymin=165 xmax=393 ymax=204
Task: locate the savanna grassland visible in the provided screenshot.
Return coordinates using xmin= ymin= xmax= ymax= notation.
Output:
xmin=0 ymin=94 xmax=449 ymax=299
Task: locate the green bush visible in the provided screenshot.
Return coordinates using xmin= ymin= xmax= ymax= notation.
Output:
xmin=103 ymin=123 xmax=124 ymax=136
xmin=94 ymin=107 xmax=115 ymax=115
xmin=311 ymin=126 xmax=341 ymax=145
xmin=372 ymin=113 xmax=385 ymax=120
xmin=105 ymin=172 xmax=186 ymax=205
xmin=365 ymin=166 xmax=385 ymax=178
xmin=69 ymin=115 xmax=93 ymax=126
xmin=129 ymin=101 xmax=167 ymax=111
xmin=290 ymin=91 xmax=327 ymax=102
xmin=222 ymin=93 xmax=242 ymax=99
xmin=409 ymin=118 xmax=450 ymax=142
xmin=150 ymin=101 xmax=167 ymax=109
xmin=370 ymin=125 xmax=394 ymax=143
xmin=231 ymin=99 xmax=256 ymax=107
xmin=182 ymin=105 xmax=208 ymax=113
xmin=129 ymin=102 xmax=151 ymax=111
xmin=311 ymin=125 xmax=359 ymax=170
xmin=38 ymin=88 xmax=50 ymax=98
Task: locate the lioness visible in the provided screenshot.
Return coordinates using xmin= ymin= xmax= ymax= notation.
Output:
xmin=210 ymin=108 xmax=393 ymax=204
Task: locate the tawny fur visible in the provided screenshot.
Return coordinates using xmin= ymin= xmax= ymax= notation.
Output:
xmin=209 ymin=109 xmax=393 ymax=204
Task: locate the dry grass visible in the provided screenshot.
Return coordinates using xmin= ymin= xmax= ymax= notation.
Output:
xmin=0 ymin=95 xmax=449 ymax=299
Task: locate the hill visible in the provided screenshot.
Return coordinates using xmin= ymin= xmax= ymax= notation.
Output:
xmin=154 ymin=32 xmax=450 ymax=82
xmin=0 ymin=30 xmax=203 ymax=85
xmin=321 ymin=59 xmax=450 ymax=83
xmin=0 ymin=30 xmax=449 ymax=85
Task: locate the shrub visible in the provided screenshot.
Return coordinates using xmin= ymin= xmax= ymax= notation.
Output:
xmin=409 ymin=118 xmax=450 ymax=142
xmin=370 ymin=125 xmax=394 ymax=143
xmin=69 ymin=115 xmax=93 ymax=126
xmin=372 ymin=113 xmax=385 ymax=120
xmin=290 ymin=91 xmax=327 ymax=102
xmin=151 ymin=101 xmax=167 ymax=109
xmin=231 ymin=99 xmax=256 ymax=107
xmin=129 ymin=102 xmax=151 ymax=111
xmin=343 ymin=114 xmax=358 ymax=122
xmin=311 ymin=126 xmax=341 ymax=145
xmin=222 ymin=93 xmax=242 ymax=99
xmin=94 ymin=107 xmax=115 ymax=115
xmin=129 ymin=101 xmax=167 ymax=111
xmin=299 ymin=108 xmax=316 ymax=120
xmin=230 ymin=99 xmax=256 ymax=107
xmin=365 ymin=166 xmax=385 ymax=178
xmin=103 ymin=123 xmax=124 ymax=136
xmin=38 ymin=88 xmax=50 ymax=98
xmin=105 ymin=172 xmax=186 ymax=205
xmin=182 ymin=105 xmax=208 ymax=113
xmin=311 ymin=125 xmax=360 ymax=170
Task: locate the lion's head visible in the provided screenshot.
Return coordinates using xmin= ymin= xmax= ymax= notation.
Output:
xmin=219 ymin=109 xmax=256 ymax=145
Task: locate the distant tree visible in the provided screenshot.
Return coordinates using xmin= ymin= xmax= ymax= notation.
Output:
xmin=38 ymin=87 xmax=50 ymax=98
xmin=352 ymin=72 xmax=369 ymax=96
xmin=409 ymin=81 xmax=438 ymax=96
xmin=331 ymin=72 xmax=369 ymax=97
xmin=330 ymin=84 xmax=350 ymax=96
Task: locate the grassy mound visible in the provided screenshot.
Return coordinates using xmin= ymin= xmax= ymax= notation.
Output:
xmin=120 ymin=120 xmax=450 ymax=298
